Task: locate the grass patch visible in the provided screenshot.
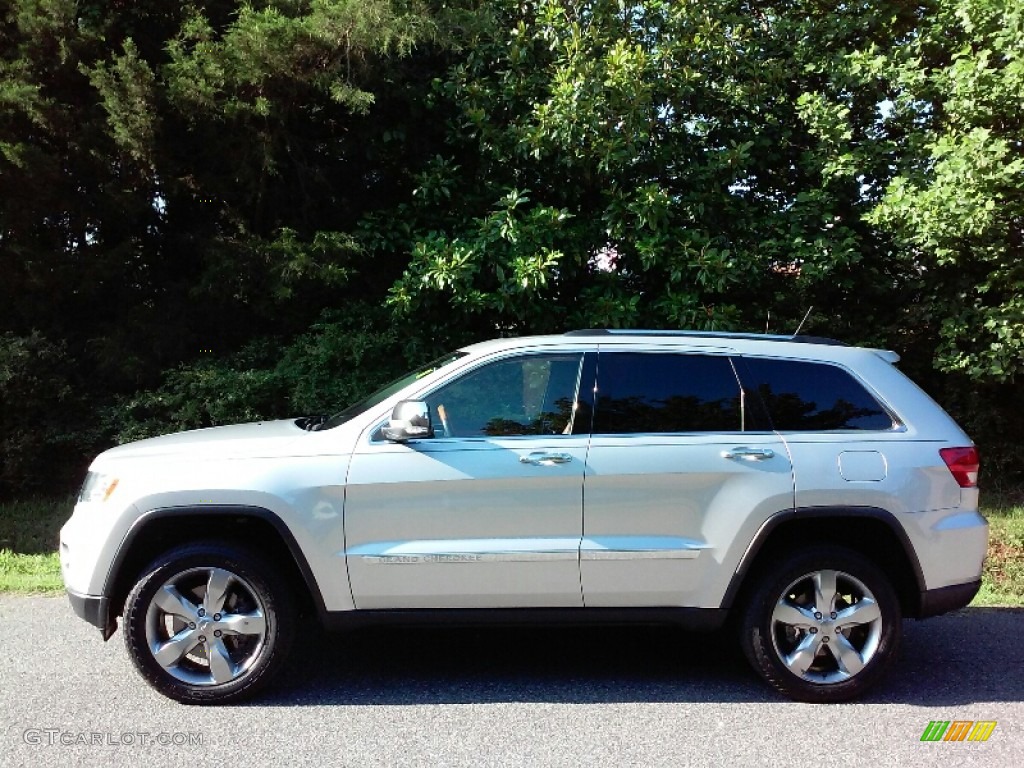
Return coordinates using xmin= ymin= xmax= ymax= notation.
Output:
xmin=0 ymin=496 xmax=70 ymax=594
xmin=973 ymin=490 xmax=1024 ymax=607
xmin=0 ymin=550 xmax=62 ymax=594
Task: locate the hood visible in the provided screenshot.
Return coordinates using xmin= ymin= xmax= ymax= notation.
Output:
xmin=99 ymin=419 xmax=308 ymax=461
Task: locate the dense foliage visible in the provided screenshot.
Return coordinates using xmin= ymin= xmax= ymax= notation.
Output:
xmin=1 ymin=0 xmax=1021 ymax=495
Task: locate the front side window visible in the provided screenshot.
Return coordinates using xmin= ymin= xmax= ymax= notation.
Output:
xmin=592 ymin=353 xmax=744 ymax=434
xmin=741 ymin=357 xmax=895 ymax=431
xmin=424 ymin=354 xmax=584 ymax=437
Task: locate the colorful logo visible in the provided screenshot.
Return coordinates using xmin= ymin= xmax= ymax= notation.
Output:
xmin=921 ymin=721 xmax=997 ymax=742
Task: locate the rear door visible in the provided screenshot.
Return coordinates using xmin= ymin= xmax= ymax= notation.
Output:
xmin=580 ymin=349 xmax=794 ymax=607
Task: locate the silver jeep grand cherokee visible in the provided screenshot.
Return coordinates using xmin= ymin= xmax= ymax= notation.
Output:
xmin=61 ymin=330 xmax=987 ymax=703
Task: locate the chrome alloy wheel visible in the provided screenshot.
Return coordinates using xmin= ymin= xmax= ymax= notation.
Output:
xmin=770 ymin=568 xmax=883 ymax=684
xmin=144 ymin=566 xmax=267 ymax=687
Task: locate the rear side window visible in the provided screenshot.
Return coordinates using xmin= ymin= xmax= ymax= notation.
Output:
xmin=742 ymin=358 xmax=894 ymax=431
xmin=593 ymin=353 xmax=743 ymax=434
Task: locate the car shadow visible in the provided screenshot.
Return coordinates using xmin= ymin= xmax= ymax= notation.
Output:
xmin=255 ymin=607 xmax=1024 ymax=707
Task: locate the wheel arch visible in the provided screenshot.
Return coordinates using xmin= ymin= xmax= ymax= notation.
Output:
xmin=101 ymin=505 xmax=328 ymax=638
xmin=721 ymin=507 xmax=926 ymax=618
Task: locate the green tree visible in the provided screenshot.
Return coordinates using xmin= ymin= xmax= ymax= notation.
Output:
xmin=2 ymin=0 xmax=1022 ymax=493
xmin=380 ymin=0 xmax=923 ymax=343
xmin=870 ymin=0 xmax=1023 ymax=382
xmin=0 ymin=0 xmax=439 ymax=494
xmin=796 ymin=0 xmax=1024 ymax=475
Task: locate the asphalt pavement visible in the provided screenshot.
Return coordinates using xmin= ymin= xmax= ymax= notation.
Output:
xmin=1 ymin=596 xmax=1021 ymax=767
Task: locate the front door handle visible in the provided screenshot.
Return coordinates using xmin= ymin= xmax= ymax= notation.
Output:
xmin=520 ymin=452 xmax=573 ymax=466
xmin=721 ymin=447 xmax=775 ymax=461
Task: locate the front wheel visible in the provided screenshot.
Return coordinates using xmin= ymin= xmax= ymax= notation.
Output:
xmin=740 ymin=547 xmax=901 ymax=702
xmin=123 ymin=542 xmax=295 ymax=704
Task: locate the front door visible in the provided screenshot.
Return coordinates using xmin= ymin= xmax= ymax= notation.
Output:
xmin=344 ymin=351 xmax=591 ymax=609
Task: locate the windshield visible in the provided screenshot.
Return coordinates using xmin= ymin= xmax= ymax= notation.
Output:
xmin=321 ymin=351 xmax=468 ymax=430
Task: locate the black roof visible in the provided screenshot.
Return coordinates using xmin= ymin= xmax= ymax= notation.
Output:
xmin=563 ymin=329 xmax=847 ymax=346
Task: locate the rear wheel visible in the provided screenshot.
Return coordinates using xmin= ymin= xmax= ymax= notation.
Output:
xmin=740 ymin=546 xmax=901 ymax=702
xmin=123 ymin=542 xmax=295 ymax=704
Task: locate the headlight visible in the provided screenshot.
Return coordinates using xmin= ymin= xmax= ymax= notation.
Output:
xmin=78 ymin=471 xmax=120 ymax=503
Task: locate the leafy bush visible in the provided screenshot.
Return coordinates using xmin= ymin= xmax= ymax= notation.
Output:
xmin=105 ymin=345 xmax=288 ymax=444
xmin=0 ymin=496 xmax=72 ymax=553
xmin=103 ymin=307 xmax=442 ymax=443
xmin=0 ymin=333 xmax=97 ymax=496
xmin=934 ymin=377 xmax=1024 ymax=487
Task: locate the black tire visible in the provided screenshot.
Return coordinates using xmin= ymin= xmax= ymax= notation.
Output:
xmin=123 ymin=541 xmax=295 ymax=704
xmin=740 ymin=546 xmax=901 ymax=703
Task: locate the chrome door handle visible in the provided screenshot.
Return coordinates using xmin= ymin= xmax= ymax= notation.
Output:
xmin=519 ymin=452 xmax=573 ymax=466
xmin=721 ymin=447 xmax=775 ymax=461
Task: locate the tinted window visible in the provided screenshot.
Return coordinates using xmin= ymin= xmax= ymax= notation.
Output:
xmin=425 ymin=355 xmax=583 ymax=437
xmin=742 ymin=358 xmax=894 ymax=431
xmin=593 ymin=353 xmax=742 ymax=434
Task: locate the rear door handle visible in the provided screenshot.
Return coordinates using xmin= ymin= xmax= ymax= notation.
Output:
xmin=721 ymin=447 xmax=775 ymax=461
xmin=520 ymin=452 xmax=573 ymax=466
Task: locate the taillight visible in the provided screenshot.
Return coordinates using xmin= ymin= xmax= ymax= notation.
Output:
xmin=940 ymin=447 xmax=979 ymax=488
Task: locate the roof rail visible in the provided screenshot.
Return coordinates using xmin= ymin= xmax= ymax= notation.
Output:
xmin=563 ymin=329 xmax=848 ymax=346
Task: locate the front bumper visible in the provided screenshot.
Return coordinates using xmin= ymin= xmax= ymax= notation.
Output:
xmin=66 ymin=589 xmax=116 ymax=640
xmin=917 ymin=579 xmax=982 ymax=618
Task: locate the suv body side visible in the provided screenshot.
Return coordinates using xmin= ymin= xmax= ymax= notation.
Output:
xmin=62 ymin=334 xmax=985 ymax=623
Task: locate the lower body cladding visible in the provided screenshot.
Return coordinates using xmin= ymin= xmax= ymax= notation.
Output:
xmin=64 ymin=578 xmax=981 ymax=640
xmin=346 ymin=535 xmax=706 ymax=610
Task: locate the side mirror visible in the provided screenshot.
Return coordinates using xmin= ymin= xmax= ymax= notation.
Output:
xmin=382 ymin=400 xmax=434 ymax=442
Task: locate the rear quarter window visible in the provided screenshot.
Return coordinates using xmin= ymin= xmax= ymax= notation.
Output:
xmin=741 ymin=358 xmax=895 ymax=431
